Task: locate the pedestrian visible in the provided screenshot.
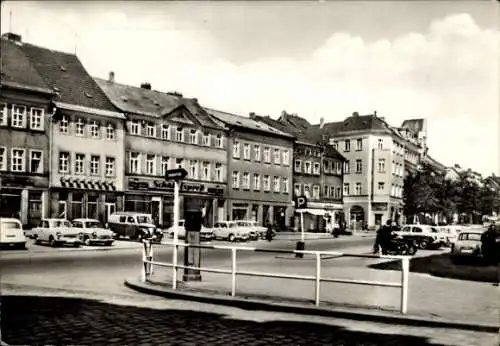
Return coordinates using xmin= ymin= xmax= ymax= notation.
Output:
xmin=266 ymin=223 xmax=274 ymax=242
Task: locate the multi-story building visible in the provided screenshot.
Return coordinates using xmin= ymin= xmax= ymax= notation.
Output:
xmin=206 ymin=108 xmax=294 ymax=229
xmin=11 ymin=38 xmax=127 ymax=223
xmin=0 ymin=33 xmax=56 ymax=227
xmin=96 ymin=75 xmax=228 ymax=228
xmin=251 ymin=111 xmax=345 ymax=232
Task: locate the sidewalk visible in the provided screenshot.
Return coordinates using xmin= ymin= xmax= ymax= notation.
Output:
xmin=126 ymin=251 xmax=499 ymax=331
xmin=274 ymin=232 xmax=374 ymax=241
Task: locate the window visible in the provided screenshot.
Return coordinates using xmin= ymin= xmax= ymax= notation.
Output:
xmin=330 ymin=186 xmax=336 ymax=198
xmin=313 ymin=162 xmax=320 ymax=175
xmin=30 ymin=108 xmax=44 ymax=130
xmin=89 ymin=120 xmax=100 ymax=138
xmin=343 ymin=183 xmax=350 ymax=196
xmin=145 ymin=155 xmax=156 ymax=175
xmin=10 ymin=148 xmax=25 ymax=172
xmin=324 ymin=186 xmax=329 ymax=198
xmin=304 ymin=161 xmax=312 ymax=174
xmin=263 ymin=147 xmax=271 ymax=163
xmin=130 ymin=152 xmax=140 ymax=174
xmin=253 ymin=174 xmax=260 ymax=190
xmin=59 ymin=115 xmax=69 ymax=133
xmin=232 ymin=141 xmax=240 ymax=158
xmin=161 ymin=157 xmax=170 ymax=176
xmin=130 ymin=120 xmax=140 ymax=135
xmin=75 ymin=118 xmax=85 ymax=136
xmin=294 ymin=160 xmax=302 ymax=173
xmin=282 ymin=150 xmax=290 ymax=165
xmin=273 ymin=176 xmax=280 ymax=192
xmin=243 ymin=172 xmax=250 ymax=189
xmin=344 ymin=160 xmax=350 ymax=174
xmin=335 ymin=161 xmax=342 ymax=174
xmin=90 ymin=155 xmax=100 ymax=175
xmin=243 ymin=144 xmax=250 ymax=160
xmin=161 ymin=124 xmax=170 ymax=140
xmin=378 ymin=182 xmax=385 ymax=191
xmin=189 ymin=160 xmax=198 ymax=179
xmin=323 ymin=160 xmax=330 ymax=173
xmin=313 ymin=185 xmax=320 ymax=200
xmin=176 ymin=127 xmax=184 ymax=142
xmin=344 ymin=139 xmax=350 ymax=152
xmin=176 ymin=158 xmax=184 ymax=169
xmin=30 ymin=150 xmax=43 ymax=173
xmin=332 ymin=140 xmax=338 ymax=150
xmin=336 ymin=187 xmax=341 ymax=199
xmin=304 ymin=185 xmax=310 ymax=198
xmin=105 ymin=157 xmax=115 ymax=176
xmin=378 ymin=138 xmax=383 ymax=150
xmin=202 ymin=161 xmax=210 ymax=180
xmin=355 ymin=182 xmax=362 ymax=195
xmin=282 ymin=178 xmax=289 ymax=193
xmin=0 ymin=104 xmax=7 ymax=125
xmin=215 ymin=163 xmax=223 ymax=182
xmin=202 ymin=133 xmax=210 ymax=146
xmin=59 ymin=152 xmax=70 ymax=173
xmin=356 ymin=159 xmax=362 ymax=173
xmin=215 ymin=135 xmax=223 ymax=148
xmin=106 ymin=123 xmax=115 ymax=140
xmin=378 ymin=159 xmax=385 ymax=172
xmin=146 ymin=122 xmax=156 ymax=137
xmin=356 ymin=138 xmax=362 ymax=151
xmin=12 ymin=105 xmax=26 ymax=128
xmin=232 ymin=171 xmax=240 ymax=188
xmin=294 ymin=183 xmax=301 ymax=196
xmin=75 ymin=153 xmax=85 ymax=174
xmin=189 ymin=129 xmax=197 ymax=144
xmin=0 ymin=147 xmax=5 ymax=170
xmin=263 ymin=175 xmax=270 ymax=191
xmin=273 ymin=148 xmax=280 ymax=164
xmin=254 ymin=145 xmax=261 ymax=161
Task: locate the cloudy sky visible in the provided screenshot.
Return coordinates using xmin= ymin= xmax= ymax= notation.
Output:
xmin=2 ymin=1 xmax=499 ymax=175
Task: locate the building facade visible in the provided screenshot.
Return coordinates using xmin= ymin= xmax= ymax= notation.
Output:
xmin=207 ymin=108 xmax=294 ymax=229
xmin=0 ymin=34 xmax=56 ymax=227
xmin=96 ymin=76 xmax=228 ymax=228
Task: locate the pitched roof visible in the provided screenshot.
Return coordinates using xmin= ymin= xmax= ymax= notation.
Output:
xmin=95 ymin=78 xmax=220 ymax=128
xmin=1 ymin=38 xmax=54 ymax=94
xmin=323 ymin=144 xmax=347 ymax=161
xmin=205 ymin=108 xmax=293 ymax=138
xmin=278 ymin=111 xmax=312 ymax=130
xmin=312 ymin=113 xmax=392 ymax=138
xmin=17 ymin=42 xmax=116 ymax=111
xmin=401 ymin=119 xmax=426 ymax=133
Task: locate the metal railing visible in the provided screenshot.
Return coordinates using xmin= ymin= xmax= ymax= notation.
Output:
xmin=141 ymin=241 xmax=410 ymax=314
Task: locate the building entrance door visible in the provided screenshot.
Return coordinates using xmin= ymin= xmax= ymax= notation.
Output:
xmin=58 ymin=201 xmax=67 ymax=219
xmin=105 ymin=203 xmax=116 ymax=225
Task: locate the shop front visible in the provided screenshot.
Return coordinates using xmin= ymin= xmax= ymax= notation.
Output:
xmin=126 ymin=177 xmax=226 ymax=228
xmin=227 ymin=200 xmax=291 ymax=228
xmin=294 ymin=201 xmax=344 ymax=233
xmin=0 ymin=174 xmax=48 ymax=228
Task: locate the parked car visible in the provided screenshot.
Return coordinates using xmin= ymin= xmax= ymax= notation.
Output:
xmin=0 ymin=218 xmax=27 ymax=250
xmin=436 ymin=225 xmax=462 ymax=246
xmin=108 ymin=212 xmax=162 ymax=241
xmin=72 ymin=218 xmax=115 ymax=246
xmin=395 ymin=224 xmax=442 ymax=249
xmin=212 ymin=221 xmax=251 ymax=242
xmin=164 ymin=220 xmax=215 ymax=241
xmin=32 ymin=218 xmax=82 ymax=247
xmin=451 ymin=228 xmax=487 ymax=263
xmin=234 ymin=221 xmax=259 ymax=240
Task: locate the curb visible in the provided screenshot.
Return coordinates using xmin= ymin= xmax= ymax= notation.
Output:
xmin=124 ymin=278 xmax=499 ymax=334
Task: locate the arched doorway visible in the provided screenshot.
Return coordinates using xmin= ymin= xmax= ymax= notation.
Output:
xmin=350 ymin=206 xmax=365 ymax=230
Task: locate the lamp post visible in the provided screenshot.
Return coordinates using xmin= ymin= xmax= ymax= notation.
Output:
xmin=295 ymin=196 xmax=308 ymax=258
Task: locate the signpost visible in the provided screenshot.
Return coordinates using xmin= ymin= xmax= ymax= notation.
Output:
xmin=165 ymin=168 xmax=187 ymax=289
xmin=294 ymin=196 xmax=308 ymax=258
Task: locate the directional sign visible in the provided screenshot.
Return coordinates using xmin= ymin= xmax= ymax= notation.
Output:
xmin=295 ymin=195 xmax=308 ymax=209
xmin=165 ymin=168 xmax=188 ymax=181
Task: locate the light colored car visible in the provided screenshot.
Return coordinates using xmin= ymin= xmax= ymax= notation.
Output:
xmin=395 ymin=224 xmax=441 ymax=249
xmin=32 ymin=218 xmax=82 ymax=247
xmin=0 ymin=218 xmax=27 ymax=250
xmin=451 ymin=229 xmax=486 ymax=262
xmin=72 ymin=218 xmax=115 ymax=246
xmin=165 ymin=220 xmax=215 ymax=241
xmin=234 ymin=221 xmax=259 ymax=240
xmin=437 ymin=225 xmax=464 ymax=246
xmin=212 ymin=221 xmax=251 ymax=242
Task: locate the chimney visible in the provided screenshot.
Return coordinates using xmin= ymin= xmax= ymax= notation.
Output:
xmin=108 ymin=71 xmax=115 ymax=83
xmin=319 ymin=117 xmax=325 ymax=129
xmin=140 ymin=82 xmax=152 ymax=90
xmin=2 ymin=32 xmax=22 ymax=43
xmin=373 ymin=110 xmax=377 ymax=116
xmin=352 ymin=112 xmax=359 ymax=117
xmin=281 ymin=110 xmax=287 ymax=119
xmin=249 ymin=112 xmax=256 ymax=119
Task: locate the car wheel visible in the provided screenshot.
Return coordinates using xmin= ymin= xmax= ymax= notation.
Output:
xmin=73 ymin=242 xmax=80 ymax=248
xmin=34 ymin=237 xmax=41 ymax=245
xmin=84 ymin=236 xmax=91 ymax=246
xmin=228 ymin=234 xmax=235 ymax=242
xmin=105 ymin=241 xmax=113 ymax=246
xmin=419 ymin=239 xmax=429 ymax=250
xmin=49 ymin=236 xmax=57 ymax=248
xmin=406 ymin=245 xmax=417 ymax=256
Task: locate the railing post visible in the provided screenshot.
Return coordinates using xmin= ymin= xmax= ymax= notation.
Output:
xmin=148 ymin=242 xmax=154 ymax=276
xmin=400 ymin=256 xmax=409 ymax=314
xmin=172 ymin=243 xmax=178 ymax=290
xmin=141 ymin=240 xmax=147 ymax=282
xmin=231 ymin=248 xmax=237 ymax=297
xmin=315 ymin=252 xmax=321 ymax=306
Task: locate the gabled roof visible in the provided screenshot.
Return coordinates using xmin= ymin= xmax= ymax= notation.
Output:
xmin=205 ymin=108 xmax=293 ymax=138
xmin=312 ymin=113 xmax=391 ymax=137
xmin=17 ymin=41 xmax=116 ymax=111
xmin=1 ymin=38 xmax=54 ymax=95
xmin=323 ymin=144 xmax=347 ymax=161
xmin=95 ymin=78 xmax=220 ymax=129
xmin=278 ymin=111 xmax=312 ymax=130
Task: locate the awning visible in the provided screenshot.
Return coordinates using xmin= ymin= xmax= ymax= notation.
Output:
xmin=296 ymin=208 xmax=333 ymax=216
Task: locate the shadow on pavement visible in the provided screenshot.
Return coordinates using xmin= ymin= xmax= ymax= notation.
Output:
xmin=1 ymin=295 xmax=444 ymax=345
xmin=369 ymin=253 xmax=499 ymax=283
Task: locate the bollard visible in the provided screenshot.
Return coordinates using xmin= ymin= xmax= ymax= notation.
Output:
xmin=400 ymin=257 xmax=410 ymax=314
xmin=231 ymin=248 xmax=237 ymax=297
xmin=315 ymin=252 xmax=321 ymax=306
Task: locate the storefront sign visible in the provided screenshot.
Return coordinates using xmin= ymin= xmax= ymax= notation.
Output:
xmin=129 ymin=179 xmax=225 ymax=196
xmin=0 ymin=174 xmax=47 ymax=188
xmin=372 ymin=203 xmax=388 ymax=211
xmin=306 ymin=202 xmax=343 ymax=210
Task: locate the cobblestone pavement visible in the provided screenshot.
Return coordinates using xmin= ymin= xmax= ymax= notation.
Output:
xmin=1 ymin=294 xmax=497 ymax=346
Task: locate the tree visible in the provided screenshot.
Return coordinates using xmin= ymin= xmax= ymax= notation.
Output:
xmin=403 ymin=164 xmax=440 ymax=223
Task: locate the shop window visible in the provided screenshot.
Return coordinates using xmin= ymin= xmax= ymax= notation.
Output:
xmin=87 ymin=194 xmax=98 ymax=220
xmin=28 ymin=191 xmax=43 ymax=226
xmin=71 ymin=192 xmax=84 ymax=219
xmin=125 ymin=194 xmax=151 ymax=213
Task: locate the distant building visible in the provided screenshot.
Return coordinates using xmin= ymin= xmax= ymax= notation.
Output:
xmin=207 ymin=108 xmax=294 ymax=229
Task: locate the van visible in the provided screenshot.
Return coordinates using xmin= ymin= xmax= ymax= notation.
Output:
xmin=108 ymin=212 xmax=162 ymax=241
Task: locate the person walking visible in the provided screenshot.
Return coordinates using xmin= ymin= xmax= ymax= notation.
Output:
xmin=266 ymin=223 xmax=274 ymax=242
